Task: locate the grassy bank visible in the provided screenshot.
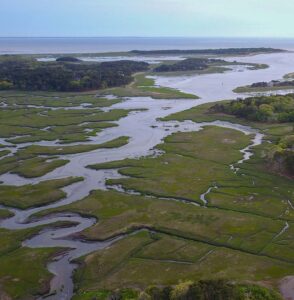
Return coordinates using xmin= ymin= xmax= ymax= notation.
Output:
xmin=0 ymin=225 xmax=68 ymax=300
xmin=0 ymin=209 xmax=14 ymax=220
xmin=18 ymin=136 xmax=129 ymax=156
xmin=234 ymin=85 xmax=294 ymax=93
xmin=0 ymin=177 xmax=83 ymax=209
xmin=0 ymin=136 xmax=129 ymax=178
xmin=98 ymin=73 xmax=198 ymax=99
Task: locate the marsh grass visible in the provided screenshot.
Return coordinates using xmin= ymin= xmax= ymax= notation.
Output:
xmin=98 ymin=73 xmax=198 ymax=99
xmin=0 ymin=177 xmax=83 ymax=209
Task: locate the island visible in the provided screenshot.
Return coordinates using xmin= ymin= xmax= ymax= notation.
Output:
xmin=153 ymin=58 xmax=268 ymax=75
xmin=234 ymin=79 xmax=294 ymax=93
xmin=131 ymin=47 xmax=285 ymax=56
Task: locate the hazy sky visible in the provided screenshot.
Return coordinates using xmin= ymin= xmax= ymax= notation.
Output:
xmin=1 ymin=0 xmax=294 ymax=37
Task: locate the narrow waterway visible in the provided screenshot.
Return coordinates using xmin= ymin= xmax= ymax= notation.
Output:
xmin=1 ymin=51 xmax=294 ymax=300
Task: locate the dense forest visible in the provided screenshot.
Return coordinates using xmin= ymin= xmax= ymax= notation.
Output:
xmin=212 ymin=94 xmax=294 ymax=123
xmin=212 ymin=94 xmax=294 ymax=176
xmin=153 ymin=58 xmax=225 ymax=72
xmin=0 ymin=58 xmax=149 ymax=91
xmin=131 ymin=48 xmax=284 ymax=56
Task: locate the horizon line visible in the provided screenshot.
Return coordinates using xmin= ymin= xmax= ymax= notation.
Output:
xmin=1 ymin=36 xmax=294 ymax=39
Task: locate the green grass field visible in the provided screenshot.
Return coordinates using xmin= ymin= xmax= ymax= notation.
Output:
xmin=233 ymin=85 xmax=294 ymax=93
xmin=18 ymin=136 xmax=129 ymax=156
xmin=37 ymin=124 xmax=294 ymax=297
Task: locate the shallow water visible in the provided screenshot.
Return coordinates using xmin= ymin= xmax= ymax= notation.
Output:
xmin=155 ymin=52 xmax=294 ymax=101
xmin=37 ymin=55 xmax=186 ymax=64
xmin=1 ymin=51 xmax=294 ymax=300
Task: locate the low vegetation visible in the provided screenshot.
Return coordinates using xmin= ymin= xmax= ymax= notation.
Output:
xmin=0 ymin=225 xmax=68 ymax=300
xmin=1 ymin=94 xmax=121 ymax=108
xmin=0 ymin=208 xmax=14 ymax=220
xmin=0 ymin=92 xmax=131 ymax=177
xmin=0 ymin=100 xmax=129 ymax=144
xmin=0 ymin=62 xmax=292 ymax=299
xmin=0 ymin=155 xmax=69 ymax=178
xmin=0 ymin=136 xmax=129 ymax=178
xmin=11 ymin=157 xmax=69 ymax=178
xmin=0 ymin=177 xmax=82 ymax=209
xmin=38 ymin=124 xmax=293 ymax=297
xmin=0 ymin=149 xmax=10 ymax=157
xmin=99 ymin=73 xmax=198 ymax=99
xmin=17 ymin=136 xmax=129 ymax=156
xmin=44 ymin=188 xmax=294 ymax=287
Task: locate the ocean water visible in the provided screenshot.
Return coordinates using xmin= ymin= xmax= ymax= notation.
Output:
xmin=0 ymin=37 xmax=294 ymax=54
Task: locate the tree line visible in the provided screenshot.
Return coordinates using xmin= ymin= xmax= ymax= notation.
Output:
xmin=212 ymin=94 xmax=294 ymax=123
xmin=153 ymin=58 xmax=225 ymax=73
xmin=0 ymin=57 xmax=149 ymax=92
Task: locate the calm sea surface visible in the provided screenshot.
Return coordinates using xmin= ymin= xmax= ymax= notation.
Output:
xmin=0 ymin=37 xmax=294 ymax=54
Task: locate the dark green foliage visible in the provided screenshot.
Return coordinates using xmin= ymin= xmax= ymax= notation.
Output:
xmin=273 ymin=147 xmax=294 ymax=175
xmin=56 ymin=56 xmax=81 ymax=62
xmin=164 ymin=280 xmax=239 ymax=300
xmin=145 ymin=286 xmax=172 ymax=300
xmin=108 ymin=288 xmax=139 ymax=300
xmin=153 ymin=58 xmax=224 ymax=73
xmin=251 ymin=80 xmax=294 ymax=89
xmin=143 ymin=281 xmax=281 ymax=300
xmin=211 ymin=94 xmax=294 ymax=123
xmin=0 ymin=58 xmax=149 ymax=92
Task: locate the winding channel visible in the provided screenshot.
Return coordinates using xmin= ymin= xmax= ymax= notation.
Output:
xmin=1 ymin=51 xmax=294 ymax=299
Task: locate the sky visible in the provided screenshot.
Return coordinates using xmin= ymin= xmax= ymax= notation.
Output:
xmin=1 ymin=0 xmax=294 ymax=38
